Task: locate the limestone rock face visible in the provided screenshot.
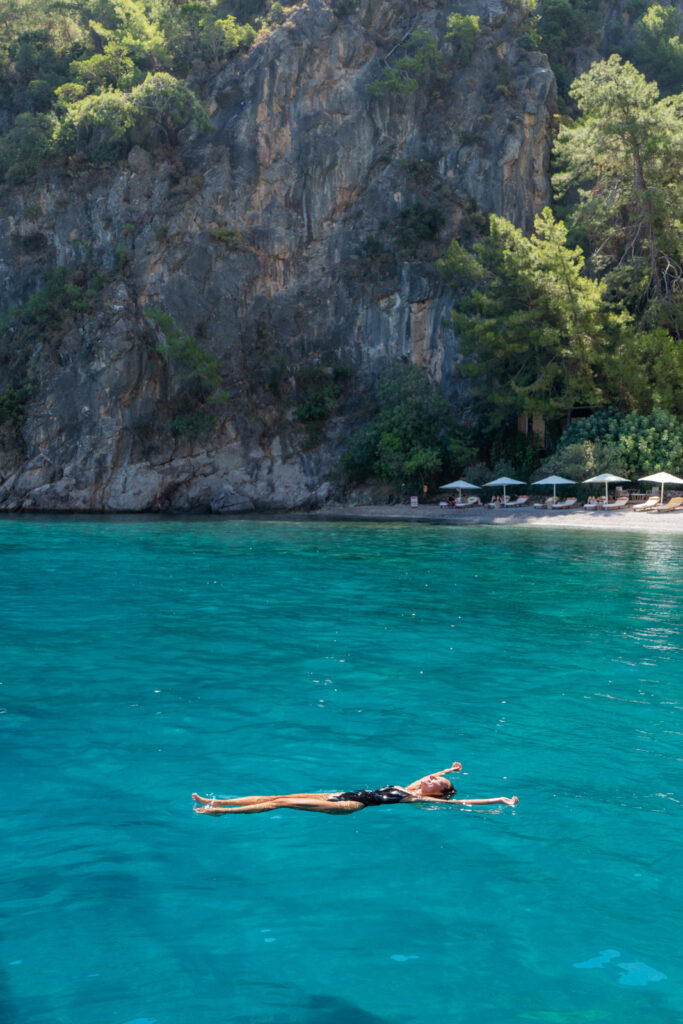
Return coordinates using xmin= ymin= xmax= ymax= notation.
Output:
xmin=0 ymin=0 xmax=556 ymax=512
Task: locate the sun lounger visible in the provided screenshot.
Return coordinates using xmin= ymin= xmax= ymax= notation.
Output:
xmin=533 ymin=498 xmax=554 ymax=509
xmin=600 ymin=496 xmax=629 ymax=510
xmin=583 ymin=500 xmax=600 ymax=508
xmin=647 ymin=496 xmax=683 ymax=513
xmin=505 ymin=495 xmax=529 ymax=507
xmin=549 ymin=497 xmax=578 ymax=509
xmin=632 ymin=496 xmax=659 ymax=511
xmin=452 ymin=496 xmax=478 ymax=508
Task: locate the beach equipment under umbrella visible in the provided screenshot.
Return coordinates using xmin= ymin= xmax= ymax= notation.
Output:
xmin=440 ymin=479 xmax=480 ymax=501
xmin=638 ymin=471 xmax=683 ymax=504
xmin=583 ymin=472 xmax=630 ymax=503
xmin=483 ymin=476 xmax=526 ymax=502
xmin=531 ymin=475 xmax=575 ymax=500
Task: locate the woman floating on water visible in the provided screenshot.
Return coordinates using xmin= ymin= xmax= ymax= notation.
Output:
xmin=192 ymin=762 xmax=518 ymax=815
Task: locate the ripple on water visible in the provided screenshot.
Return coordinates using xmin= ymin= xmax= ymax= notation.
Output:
xmin=1 ymin=518 xmax=682 ymax=1024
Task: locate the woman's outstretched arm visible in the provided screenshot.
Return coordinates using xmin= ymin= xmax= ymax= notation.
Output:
xmin=450 ymin=796 xmax=518 ymax=808
xmin=405 ymin=761 xmax=462 ymax=792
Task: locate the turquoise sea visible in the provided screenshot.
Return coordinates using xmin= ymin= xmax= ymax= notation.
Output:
xmin=1 ymin=517 xmax=682 ymax=1024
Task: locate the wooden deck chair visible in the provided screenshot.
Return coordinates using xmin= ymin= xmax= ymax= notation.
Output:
xmin=550 ymin=497 xmax=578 ymax=509
xmin=649 ymin=496 xmax=683 ymax=513
xmin=601 ymin=496 xmax=629 ymax=510
xmin=633 ymin=496 xmax=659 ymax=512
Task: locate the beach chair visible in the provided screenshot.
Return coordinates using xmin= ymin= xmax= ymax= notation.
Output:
xmin=648 ymin=496 xmax=683 ymax=513
xmin=453 ymin=496 xmax=478 ymax=508
xmin=583 ymin=499 xmax=600 ymax=509
xmin=601 ymin=496 xmax=629 ymax=510
xmin=549 ymin=497 xmax=578 ymax=509
xmin=533 ymin=497 xmax=554 ymax=509
xmin=505 ymin=496 xmax=529 ymax=508
xmin=632 ymin=496 xmax=659 ymax=512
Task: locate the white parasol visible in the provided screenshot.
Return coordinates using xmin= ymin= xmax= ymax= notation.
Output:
xmin=638 ymin=471 xmax=683 ymax=504
xmin=583 ymin=472 xmax=630 ymax=503
xmin=483 ymin=476 xmax=526 ymax=502
xmin=440 ymin=479 xmax=480 ymax=501
xmin=531 ymin=475 xmax=575 ymax=500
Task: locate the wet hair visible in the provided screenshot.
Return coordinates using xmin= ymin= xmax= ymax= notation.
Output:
xmin=421 ymin=777 xmax=455 ymax=800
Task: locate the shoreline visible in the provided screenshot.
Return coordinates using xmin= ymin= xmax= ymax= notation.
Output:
xmin=2 ymin=504 xmax=683 ymax=533
xmin=304 ymin=502 xmax=683 ymax=533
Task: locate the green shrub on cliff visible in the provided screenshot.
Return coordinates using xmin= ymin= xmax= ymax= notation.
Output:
xmin=370 ymin=29 xmax=444 ymax=97
xmin=0 ymin=111 xmax=55 ymax=183
xmin=0 ymin=266 xmax=105 ymax=339
xmin=0 ymin=0 xmax=258 ymax=180
xmin=146 ymin=307 xmax=222 ymax=401
xmin=54 ymin=73 xmax=210 ymax=162
xmin=397 ymin=204 xmax=445 ymax=250
xmin=446 ymin=13 xmax=481 ymax=63
xmin=0 ymin=382 xmax=34 ymax=427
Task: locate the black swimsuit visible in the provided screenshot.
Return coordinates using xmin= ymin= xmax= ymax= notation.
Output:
xmin=328 ymin=786 xmax=409 ymax=807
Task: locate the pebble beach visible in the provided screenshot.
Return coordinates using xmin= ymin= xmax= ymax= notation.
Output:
xmin=308 ymin=502 xmax=683 ymax=532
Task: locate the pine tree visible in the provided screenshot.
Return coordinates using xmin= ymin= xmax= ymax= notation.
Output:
xmin=439 ymin=208 xmax=621 ymax=432
xmin=553 ymin=56 xmax=683 ymax=330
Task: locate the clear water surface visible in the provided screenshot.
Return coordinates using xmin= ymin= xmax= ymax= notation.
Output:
xmin=1 ymin=517 xmax=682 ymax=1024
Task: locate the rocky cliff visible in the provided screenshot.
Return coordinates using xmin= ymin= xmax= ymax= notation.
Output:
xmin=0 ymin=0 xmax=556 ymax=512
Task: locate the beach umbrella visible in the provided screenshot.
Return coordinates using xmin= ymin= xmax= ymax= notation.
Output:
xmin=638 ymin=471 xmax=683 ymax=504
xmin=531 ymin=475 xmax=575 ymax=500
xmin=439 ymin=479 xmax=480 ymax=501
xmin=483 ymin=476 xmax=526 ymax=502
xmin=583 ymin=472 xmax=630 ymax=503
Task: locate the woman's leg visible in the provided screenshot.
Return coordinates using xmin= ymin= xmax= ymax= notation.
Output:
xmin=192 ymin=792 xmax=332 ymax=807
xmin=194 ymin=799 xmax=283 ymax=815
xmin=194 ymin=797 xmax=362 ymax=816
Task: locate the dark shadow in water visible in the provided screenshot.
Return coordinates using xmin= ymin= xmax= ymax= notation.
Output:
xmin=304 ymin=994 xmax=393 ymax=1023
xmin=0 ymin=961 xmax=25 ymax=1024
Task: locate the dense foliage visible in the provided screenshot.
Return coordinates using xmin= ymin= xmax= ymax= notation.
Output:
xmin=340 ymin=364 xmax=475 ymax=493
xmin=553 ymin=56 xmax=682 ymax=328
xmin=0 ymin=0 xmax=266 ymax=179
xmin=439 ymin=208 xmax=619 ymax=432
xmin=539 ymin=0 xmax=683 ymax=105
xmin=538 ymin=408 xmax=683 ymax=479
xmin=439 ymin=52 xmax=683 ymax=476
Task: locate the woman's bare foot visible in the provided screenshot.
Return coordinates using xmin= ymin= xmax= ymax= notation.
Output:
xmin=194 ymin=803 xmax=224 ymax=815
xmin=503 ymin=796 xmax=519 ymax=806
xmin=192 ymin=793 xmax=214 ymax=805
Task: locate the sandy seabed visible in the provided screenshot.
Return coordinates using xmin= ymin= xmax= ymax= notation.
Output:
xmin=306 ymin=503 xmax=683 ymax=534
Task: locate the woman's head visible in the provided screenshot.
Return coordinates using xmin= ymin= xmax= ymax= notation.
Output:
xmin=419 ymin=775 xmax=455 ymax=800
